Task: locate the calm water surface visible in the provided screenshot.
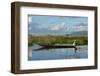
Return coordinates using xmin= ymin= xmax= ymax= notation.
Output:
xmin=28 ymin=44 xmax=88 ymax=61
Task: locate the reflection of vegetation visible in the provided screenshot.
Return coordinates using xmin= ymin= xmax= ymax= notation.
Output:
xmin=28 ymin=35 xmax=88 ymax=46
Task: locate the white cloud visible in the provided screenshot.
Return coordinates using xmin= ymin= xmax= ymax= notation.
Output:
xmin=50 ymin=22 xmax=66 ymax=31
xmin=28 ymin=16 xmax=32 ymax=23
xmin=50 ymin=24 xmax=60 ymax=30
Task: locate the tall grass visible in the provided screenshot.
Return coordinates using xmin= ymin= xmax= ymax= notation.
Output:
xmin=28 ymin=35 xmax=88 ymax=46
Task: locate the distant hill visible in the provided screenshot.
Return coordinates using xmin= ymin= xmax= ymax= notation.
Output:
xmin=70 ymin=31 xmax=87 ymax=36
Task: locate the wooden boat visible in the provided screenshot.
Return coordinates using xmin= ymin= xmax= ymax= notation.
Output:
xmin=34 ymin=40 xmax=77 ymax=51
xmin=38 ymin=44 xmax=76 ymax=48
xmin=38 ymin=40 xmax=77 ymax=49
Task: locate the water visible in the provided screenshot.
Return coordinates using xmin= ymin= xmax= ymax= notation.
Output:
xmin=28 ymin=44 xmax=88 ymax=61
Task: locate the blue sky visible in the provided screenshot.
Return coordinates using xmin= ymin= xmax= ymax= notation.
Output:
xmin=28 ymin=15 xmax=88 ymax=35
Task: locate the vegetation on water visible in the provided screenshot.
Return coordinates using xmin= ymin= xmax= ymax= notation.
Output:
xmin=28 ymin=35 xmax=88 ymax=46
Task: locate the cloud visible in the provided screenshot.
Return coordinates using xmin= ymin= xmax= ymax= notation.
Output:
xmin=50 ymin=24 xmax=60 ymax=30
xmin=49 ymin=22 xmax=87 ymax=33
xmin=28 ymin=16 xmax=32 ymax=24
xmin=50 ymin=22 xmax=66 ymax=31
xmin=28 ymin=21 xmax=88 ymax=35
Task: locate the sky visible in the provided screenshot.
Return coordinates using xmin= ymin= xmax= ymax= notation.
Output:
xmin=28 ymin=15 xmax=88 ymax=35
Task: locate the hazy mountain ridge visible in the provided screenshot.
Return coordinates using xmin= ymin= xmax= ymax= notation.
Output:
xmin=70 ymin=31 xmax=87 ymax=36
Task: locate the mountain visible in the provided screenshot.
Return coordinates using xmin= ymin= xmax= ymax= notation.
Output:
xmin=70 ymin=31 xmax=87 ymax=36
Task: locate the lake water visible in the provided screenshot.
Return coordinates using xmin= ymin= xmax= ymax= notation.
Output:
xmin=28 ymin=44 xmax=88 ymax=61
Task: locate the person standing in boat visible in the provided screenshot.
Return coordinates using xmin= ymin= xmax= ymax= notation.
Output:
xmin=73 ymin=40 xmax=77 ymax=51
xmin=73 ymin=40 xmax=76 ymax=46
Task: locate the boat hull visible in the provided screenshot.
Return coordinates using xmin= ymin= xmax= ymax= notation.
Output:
xmin=34 ymin=44 xmax=77 ymax=51
xmin=39 ymin=44 xmax=76 ymax=48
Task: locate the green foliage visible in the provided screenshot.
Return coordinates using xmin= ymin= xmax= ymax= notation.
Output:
xmin=28 ymin=35 xmax=88 ymax=46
